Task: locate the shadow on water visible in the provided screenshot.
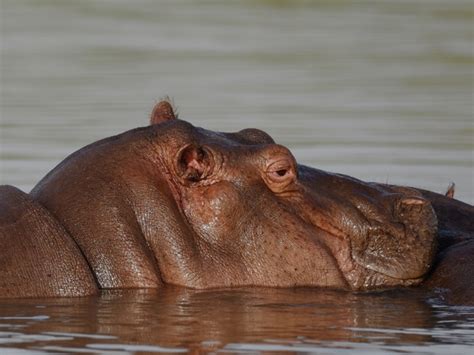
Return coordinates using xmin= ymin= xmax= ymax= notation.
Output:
xmin=0 ymin=287 xmax=473 ymax=353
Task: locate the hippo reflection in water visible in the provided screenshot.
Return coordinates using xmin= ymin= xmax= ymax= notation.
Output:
xmin=0 ymin=101 xmax=472 ymax=304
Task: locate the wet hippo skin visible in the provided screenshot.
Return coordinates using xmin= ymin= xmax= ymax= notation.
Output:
xmin=0 ymin=100 xmax=472 ymax=303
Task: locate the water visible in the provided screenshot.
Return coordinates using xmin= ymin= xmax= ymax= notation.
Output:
xmin=0 ymin=0 xmax=473 ymax=353
xmin=1 ymin=0 xmax=472 ymax=203
xmin=0 ymin=288 xmax=473 ymax=354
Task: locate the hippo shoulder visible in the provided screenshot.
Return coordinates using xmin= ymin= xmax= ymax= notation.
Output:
xmin=0 ymin=185 xmax=97 ymax=297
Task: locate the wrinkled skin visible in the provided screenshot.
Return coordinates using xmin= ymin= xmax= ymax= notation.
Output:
xmin=0 ymin=101 xmax=472 ymax=303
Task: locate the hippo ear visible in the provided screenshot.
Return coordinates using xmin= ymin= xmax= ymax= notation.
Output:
xmin=176 ymin=145 xmax=214 ymax=183
xmin=150 ymin=99 xmax=177 ymax=125
xmin=445 ymin=182 xmax=455 ymax=198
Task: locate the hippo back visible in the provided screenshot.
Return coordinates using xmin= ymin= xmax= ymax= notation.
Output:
xmin=418 ymin=190 xmax=474 ymax=305
xmin=0 ymin=185 xmax=97 ymax=297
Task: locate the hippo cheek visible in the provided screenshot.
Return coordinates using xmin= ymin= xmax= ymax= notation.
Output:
xmin=180 ymin=182 xmax=245 ymax=245
xmin=350 ymin=195 xmax=438 ymax=282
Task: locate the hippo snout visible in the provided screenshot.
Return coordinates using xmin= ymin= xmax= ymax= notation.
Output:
xmin=342 ymin=194 xmax=436 ymax=291
xmin=352 ymin=194 xmax=437 ymax=277
xmin=296 ymin=166 xmax=438 ymax=289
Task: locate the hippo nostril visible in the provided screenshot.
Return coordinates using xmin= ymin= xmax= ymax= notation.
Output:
xmin=400 ymin=197 xmax=427 ymax=211
xmin=397 ymin=196 xmax=430 ymax=219
xmin=401 ymin=198 xmax=426 ymax=205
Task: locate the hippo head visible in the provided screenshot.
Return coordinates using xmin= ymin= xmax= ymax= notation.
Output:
xmin=135 ymin=101 xmax=438 ymax=291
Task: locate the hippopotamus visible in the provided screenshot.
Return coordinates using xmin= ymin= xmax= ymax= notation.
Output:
xmin=1 ymin=100 xmax=472 ymax=304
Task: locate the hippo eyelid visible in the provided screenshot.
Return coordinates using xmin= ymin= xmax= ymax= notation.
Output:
xmin=266 ymin=160 xmax=294 ymax=175
xmin=263 ymin=159 xmax=297 ymax=193
xmin=268 ymin=168 xmax=291 ymax=180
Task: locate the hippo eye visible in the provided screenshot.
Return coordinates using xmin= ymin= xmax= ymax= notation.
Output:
xmin=264 ymin=160 xmax=296 ymax=193
xmin=276 ymin=169 xmax=288 ymax=177
xmin=269 ymin=168 xmax=290 ymax=181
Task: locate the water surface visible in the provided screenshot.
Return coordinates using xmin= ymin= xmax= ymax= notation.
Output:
xmin=0 ymin=288 xmax=473 ymax=354
xmin=1 ymin=0 xmax=472 ymax=202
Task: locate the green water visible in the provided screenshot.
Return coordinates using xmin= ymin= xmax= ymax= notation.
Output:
xmin=1 ymin=0 xmax=472 ymax=202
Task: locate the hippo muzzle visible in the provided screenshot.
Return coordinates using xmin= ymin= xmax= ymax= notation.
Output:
xmin=297 ymin=165 xmax=438 ymax=289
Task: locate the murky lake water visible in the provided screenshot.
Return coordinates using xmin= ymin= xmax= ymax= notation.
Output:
xmin=0 ymin=0 xmax=473 ymax=353
xmin=0 ymin=288 xmax=473 ymax=354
